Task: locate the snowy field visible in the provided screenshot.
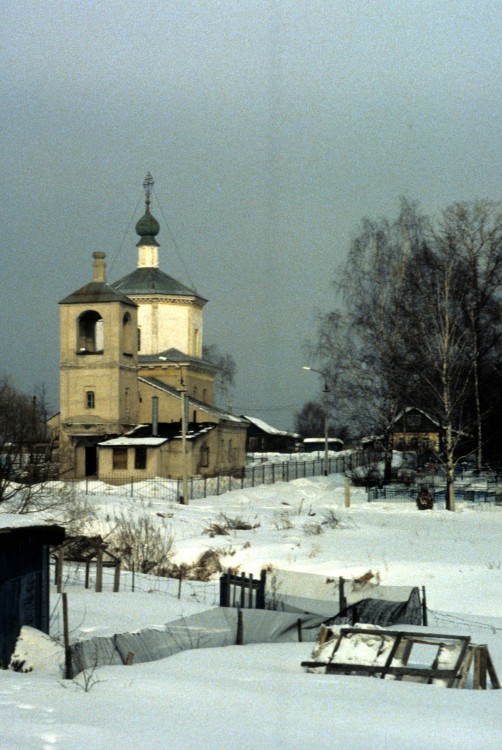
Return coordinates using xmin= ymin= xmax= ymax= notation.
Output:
xmin=1 ymin=470 xmax=501 ymax=749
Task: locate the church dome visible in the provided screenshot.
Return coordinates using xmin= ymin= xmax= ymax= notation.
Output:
xmin=135 ymin=207 xmax=160 ymax=247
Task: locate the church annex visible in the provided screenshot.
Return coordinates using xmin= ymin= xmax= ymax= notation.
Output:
xmin=57 ymin=174 xmax=247 ymax=482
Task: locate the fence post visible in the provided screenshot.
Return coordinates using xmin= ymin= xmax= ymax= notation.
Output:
xmin=62 ymin=593 xmax=72 ymax=680
xmin=256 ymin=569 xmax=266 ymax=609
xmin=130 ymin=478 xmax=134 ymax=498
xmin=297 ymin=618 xmax=303 ymax=642
xmin=421 ymin=586 xmax=428 ymax=626
xmin=95 ymin=550 xmax=103 ymax=593
xmin=113 ymin=562 xmax=121 ymax=593
xmin=345 ymin=478 xmax=351 ymax=508
xmin=240 ymin=573 xmax=246 ymax=608
xmin=236 ymin=609 xmax=244 ymax=645
xmin=339 ymin=576 xmax=347 ymax=613
xmin=56 ymin=549 xmax=64 ymax=593
xmin=204 ymin=475 xmax=207 ymax=498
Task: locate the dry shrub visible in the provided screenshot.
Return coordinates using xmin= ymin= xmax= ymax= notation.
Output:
xmin=204 ymin=513 xmax=260 ymax=538
xmin=303 ymin=521 xmax=324 ymax=536
xmin=321 ymin=509 xmax=341 ymax=529
xmin=109 ymin=506 xmax=175 ymax=575
xmin=170 ymin=547 xmax=236 ymax=582
xmin=272 ymin=510 xmax=294 ymax=530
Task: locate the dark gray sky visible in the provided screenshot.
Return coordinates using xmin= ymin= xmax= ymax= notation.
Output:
xmin=1 ymin=0 xmax=501 ymax=430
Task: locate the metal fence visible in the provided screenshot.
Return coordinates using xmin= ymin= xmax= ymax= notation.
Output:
xmin=81 ymin=449 xmax=379 ymax=501
xmin=367 ymin=483 xmax=502 ymax=505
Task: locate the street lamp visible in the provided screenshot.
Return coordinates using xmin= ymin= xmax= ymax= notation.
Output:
xmin=303 ymin=366 xmax=330 ymax=476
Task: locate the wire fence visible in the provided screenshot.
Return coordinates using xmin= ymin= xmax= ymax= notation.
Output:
xmin=367 ymin=482 xmax=502 ymax=506
xmin=81 ymin=449 xmax=381 ymax=502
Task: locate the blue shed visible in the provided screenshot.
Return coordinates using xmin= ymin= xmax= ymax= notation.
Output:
xmin=0 ymin=517 xmax=65 ymax=668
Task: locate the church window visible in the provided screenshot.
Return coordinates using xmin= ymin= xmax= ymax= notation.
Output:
xmin=78 ymin=311 xmax=104 ymax=353
xmin=135 ymin=447 xmax=147 ymax=470
xmin=123 ymin=312 xmax=133 ymax=354
xmin=85 ymin=391 xmax=95 ymax=409
xmin=112 ymin=447 xmax=128 ymax=470
xmin=137 ymin=327 xmax=141 ymax=351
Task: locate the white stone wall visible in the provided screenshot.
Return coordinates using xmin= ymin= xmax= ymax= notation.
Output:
xmin=135 ymin=297 xmax=203 ymax=356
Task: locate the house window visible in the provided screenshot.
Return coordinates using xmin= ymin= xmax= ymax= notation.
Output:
xmin=78 ymin=311 xmax=104 ymax=353
xmin=407 ymin=413 xmax=421 ymax=428
xmin=112 ymin=448 xmax=128 ymax=470
xmin=200 ymin=446 xmax=209 ymax=467
xmin=135 ymin=446 xmax=147 ymax=470
xmin=85 ymin=391 xmax=95 ymax=409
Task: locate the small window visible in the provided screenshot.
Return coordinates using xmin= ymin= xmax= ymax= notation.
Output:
xmin=86 ymin=391 xmax=95 ymax=409
xmin=135 ymin=446 xmax=147 ymax=470
xmin=112 ymin=448 xmax=128 ymax=470
xmin=137 ymin=328 xmax=141 ymax=352
xmin=407 ymin=413 xmax=421 ymax=428
xmin=123 ymin=312 xmax=133 ymax=354
xmin=200 ymin=446 xmax=209 ymax=467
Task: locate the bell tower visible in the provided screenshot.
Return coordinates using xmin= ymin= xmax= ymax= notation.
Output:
xmin=59 ymin=252 xmax=139 ymax=477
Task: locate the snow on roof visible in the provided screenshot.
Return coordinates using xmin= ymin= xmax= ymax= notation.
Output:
xmin=303 ymin=437 xmax=343 ymax=444
xmin=242 ymin=415 xmax=299 ymax=437
xmin=98 ymin=437 xmax=168 ymax=447
xmin=0 ymin=514 xmax=59 ymax=531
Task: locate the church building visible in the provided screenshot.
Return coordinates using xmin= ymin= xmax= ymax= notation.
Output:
xmin=57 ymin=174 xmax=247 ymax=482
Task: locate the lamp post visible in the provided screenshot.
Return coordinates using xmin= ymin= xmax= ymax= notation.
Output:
xmin=303 ymin=366 xmax=330 ymax=476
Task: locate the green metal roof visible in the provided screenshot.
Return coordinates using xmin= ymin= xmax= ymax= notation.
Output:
xmin=111 ymin=267 xmax=206 ymax=301
xmin=139 ymin=347 xmax=218 ymax=370
xmin=59 ymin=281 xmax=137 ymax=306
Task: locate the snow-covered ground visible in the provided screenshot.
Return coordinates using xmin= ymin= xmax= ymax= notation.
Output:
xmin=1 ymin=472 xmax=501 ymax=749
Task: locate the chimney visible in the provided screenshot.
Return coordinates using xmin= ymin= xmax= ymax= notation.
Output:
xmin=92 ymin=252 xmax=107 ymax=283
xmin=152 ymin=396 xmax=159 ymax=437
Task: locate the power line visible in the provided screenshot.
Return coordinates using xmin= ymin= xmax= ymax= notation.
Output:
xmin=152 ymin=186 xmax=198 ymax=292
xmin=107 ymin=192 xmax=143 ymax=275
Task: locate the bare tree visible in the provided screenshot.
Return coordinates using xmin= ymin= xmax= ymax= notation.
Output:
xmin=0 ymin=375 xmax=55 ymax=504
xmin=439 ymin=201 xmax=502 ymax=468
xmin=403 ymin=244 xmax=473 ymax=510
xmin=294 ymin=400 xmax=340 ymax=438
xmin=202 ymin=344 xmax=236 ymax=409
xmin=313 ymin=199 xmax=429 ymax=479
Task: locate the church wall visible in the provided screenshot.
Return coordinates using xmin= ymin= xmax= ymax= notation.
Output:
xmin=137 ymin=382 xmax=219 ymax=426
xmin=135 ymin=298 xmax=203 ymax=357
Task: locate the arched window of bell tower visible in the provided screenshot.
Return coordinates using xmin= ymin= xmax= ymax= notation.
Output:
xmin=77 ymin=311 xmax=104 ymax=353
xmin=122 ymin=312 xmax=134 ymax=355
